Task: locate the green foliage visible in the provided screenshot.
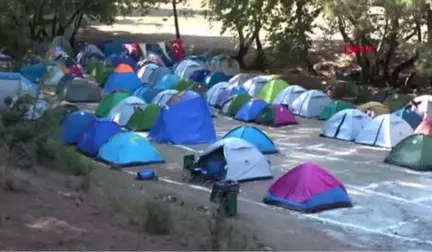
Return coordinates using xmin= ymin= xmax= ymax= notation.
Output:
xmin=0 ymin=96 xmax=93 ymax=175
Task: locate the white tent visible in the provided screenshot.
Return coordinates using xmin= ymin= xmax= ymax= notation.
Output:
xmin=355 ymin=114 xmax=414 ymax=148
xmin=273 ymin=85 xmax=307 ymax=107
xmin=228 ymin=73 xmax=254 ymax=86
xmin=151 ymin=89 xmax=178 ymax=106
xmin=221 ymin=98 xmax=232 ymax=115
xmin=242 ymin=76 xmax=268 ymax=97
xmin=0 ymin=73 xmax=38 ymax=111
xmin=291 ymin=90 xmax=332 ymax=118
xmin=207 ymin=56 xmax=240 ymax=76
xmin=412 ymin=95 xmax=432 ymax=118
xmin=175 ymin=60 xmax=206 ymax=79
xmin=137 ymin=63 xmax=159 ymax=85
xmin=196 ymin=138 xmax=273 ymax=181
xmin=206 ymin=81 xmax=229 ymax=106
xmin=107 ymin=96 xmax=147 ymax=126
xmin=321 ymin=109 xmax=371 ymax=141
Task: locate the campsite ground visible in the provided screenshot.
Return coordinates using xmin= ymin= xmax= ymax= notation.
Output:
xmin=2 ymin=2 xmax=432 ymax=251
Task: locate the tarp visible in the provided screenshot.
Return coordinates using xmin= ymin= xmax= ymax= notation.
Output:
xmin=95 ymin=90 xmax=131 ymax=117
xmin=319 ymin=100 xmax=354 ymax=120
xmin=357 ymin=101 xmax=390 ymax=118
xmin=104 ymin=64 xmax=141 ymax=94
xmin=76 ymin=118 xmax=122 ymax=157
xmin=263 ymin=162 xmax=352 ymax=213
xmin=273 ymin=85 xmax=306 ymax=108
xmin=291 ymin=90 xmax=332 ymax=118
xmin=321 ymin=109 xmax=371 ymax=141
xmin=60 ymin=111 xmax=95 ymax=144
xmin=148 ymin=96 xmax=216 ymax=145
xmin=223 ymin=126 xmax=277 ymax=154
xmin=106 ymin=96 xmax=147 ymax=126
xmin=258 ymin=79 xmax=289 ymax=103
xmin=126 ymin=104 xmax=161 ymax=131
xmin=242 ymin=76 xmax=268 ymax=97
xmin=385 ymin=134 xmax=432 ymax=171
xmin=98 ymin=132 xmax=164 ymax=166
xmin=234 ymin=99 xmax=268 ymax=122
xmin=204 ymin=71 xmax=230 ymax=88
xmin=355 ymin=114 xmax=414 ymax=148
xmin=196 ymin=138 xmax=272 ymax=181
xmin=256 ymin=104 xmax=297 ymax=127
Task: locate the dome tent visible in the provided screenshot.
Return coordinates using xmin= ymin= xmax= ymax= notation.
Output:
xmin=215 ymin=86 xmax=247 ymax=108
xmin=319 ymin=100 xmax=354 ymax=120
xmin=148 ymin=96 xmax=216 ymax=145
xmin=273 ymin=85 xmax=306 ymax=108
xmin=147 ymin=67 xmax=171 ymax=86
xmin=220 ymin=93 xmax=251 ymax=117
xmin=167 ymin=90 xmax=200 ymax=105
xmin=95 ymin=90 xmax=131 ymax=117
xmin=85 ymin=58 xmax=113 ymax=86
xmin=106 ymin=96 xmax=147 ymax=126
xmin=357 ymin=101 xmax=390 ymax=118
xmin=60 ymin=111 xmax=95 ymax=145
xmin=229 ymin=73 xmax=254 ymax=86
xmin=0 ymin=72 xmax=38 ymax=111
xmin=392 ymin=106 xmax=422 ymax=130
xmin=172 ymin=78 xmax=194 ymax=91
xmin=196 ymin=138 xmax=272 ymax=182
xmin=126 ymin=104 xmax=161 ymax=131
xmin=187 ymin=83 xmax=208 ymax=95
xmin=19 ymin=63 xmax=47 ymax=83
xmin=384 ymin=134 xmax=432 ymax=171
xmin=204 ymin=71 xmax=230 ymax=88
xmin=412 ymin=95 xmax=432 ymax=118
xmin=137 ymin=63 xmax=159 ymax=84
xmin=76 ymin=118 xmax=122 ymax=157
xmin=415 ymin=115 xmax=432 ymax=135
xmin=383 ymin=93 xmax=411 ymax=112
xmin=190 ymin=69 xmax=211 ymax=83
xmin=355 ymin=114 xmax=414 ymax=148
xmin=207 ymin=55 xmax=240 ymax=76
xmin=206 ymin=82 xmax=230 ymax=107
xmin=223 ymin=126 xmax=277 ymax=154
xmin=263 ymin=162 xmax=352 ymax=213
xmin=151 ymin=89 xmax=179 ymax=106
xmin=256 ymin=104 xmax=297 ymax=127
xmin=155 ymin=74 xmax=180 ymax=90
xmin=98 ymin=132 xmax=164 ymax=166
xmin=234 ymin=99 xmax=268 ymax=122
xmin=175 ymin=60 xmax=205 ymax=79
xmin=258 ymin=79 xmax=290 ymax=103
xmin=242 ymin=76 xmax=268 ymax=97
xmin=291 ymin=90 xmax=332 ymax=118
xmin=104 ymin=64 xmax=141 ymax=94
xmin=321 ymin=109 xmax=371 ymax=141
xmin=133 ymin=87 xmax=164 ymax=103
xmin=57 ymin=78 xmax=102 ymax=103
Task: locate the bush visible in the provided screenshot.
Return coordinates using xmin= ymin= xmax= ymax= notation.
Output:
xmin=0 ymin=96 xmax=94 ymax=175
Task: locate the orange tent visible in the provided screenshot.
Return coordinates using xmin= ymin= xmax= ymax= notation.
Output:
xmin=415 ymin=115 xmax=432 ymax=135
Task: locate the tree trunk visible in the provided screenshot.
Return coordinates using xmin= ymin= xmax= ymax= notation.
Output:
xmin=253 ymin=32 xmax=265 ymax=70
xmin=172 ymin=0 xmax=180 ymax=39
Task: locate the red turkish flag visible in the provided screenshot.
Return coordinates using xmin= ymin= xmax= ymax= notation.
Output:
xmin=171 ymin=39 xmax=184 ymax=61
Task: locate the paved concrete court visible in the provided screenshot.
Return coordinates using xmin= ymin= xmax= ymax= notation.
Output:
xmin=78 ymin=103 xmax=432 ymax=250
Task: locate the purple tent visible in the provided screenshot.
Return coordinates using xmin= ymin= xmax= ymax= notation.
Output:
xmin=215 ymin=86 xmax=247 ymax=108
xmin=263 ymin=162 xmax=352 ymax=213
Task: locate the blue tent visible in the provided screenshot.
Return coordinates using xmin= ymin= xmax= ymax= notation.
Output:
xmin=223 ymin=126 xmax=277 ymax=154
xmin=204 ymin=72 xmax=230 ymax=88
xmin=393 ymin=106 xmax=422 ymax=130
xmin=155 ymin=74 xmax=180 ymax=90
xmin=76 ymin=118 xmax=122 ymax=157
xmin=103 ymin=65 xmax=141 ymax=94
xmin=148 ymin=67 xmax=171 ymax=86
xmin=19 ymin=63 xmax=46 ymax=83
xmin=184 ymin=55 xmax=209 ymax=65
xmin=0 ymin=72 xmax=39 ymax=95
xmin=234 ymin=99 xmax=268 ymax=122
xmin=98 ymin=132 xmax=164 ymax=166
xmin=60 ymin=111 xmax=95 ymax=145
xmin=106 ymin=54 xmax=137 ymax=68
xmin=133 ymin=87 xmax=164 ymax=103
xmin=98 ymin=40 xmax=130 ymax=56
xmin=148 ymin=96 xmax=216 ymax=144
xmin=190 ymin=69 xmax=211 ymax=83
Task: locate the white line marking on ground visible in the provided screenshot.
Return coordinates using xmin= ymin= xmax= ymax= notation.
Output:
xmin=128 ymin=170 xmax=432 ymax=246
xmin=359 ymin=181 xmax=394 ymax=189
xmin=174 ymin=144 xmax=200 ymax=153
xmin=305 ymin=143 xmax=326 ymax=149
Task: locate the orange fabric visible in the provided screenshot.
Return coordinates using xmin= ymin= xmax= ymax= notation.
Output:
xmin=114 ymin=63 xmax=134 ymax=73
xmin=415 ymin=115 xmax=432 ymax=135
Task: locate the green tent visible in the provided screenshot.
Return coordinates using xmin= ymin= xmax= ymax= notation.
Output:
xmin=85 ymin=58 xmax=113 ymax=86
xmin=221 ymin=93 xmax=251 ymax=117
xmin=188 ymin=83 xmax=208 ymax=95
xmin=384 ymin=134 xmax=432 ymax=171
xmin=126 ymin=104 xmax=161 ymax=131
xmin=172 ymin=79 xmax=194 ymax=91
xmin=319 ymin=100 xmax=354 ymax=120
xmin=332 ymin=82 xmax=372 ymax=103
xmin=383 ymin=93 xmax=412 ymax=112
xmin=95 ymin=90 xmax=131 ymax=117
xmin=258 ymin=79 xmax=289 ymax=102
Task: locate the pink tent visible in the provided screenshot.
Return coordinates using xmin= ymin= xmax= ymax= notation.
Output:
xmin=256 ymin=104 xmax=297 ymax=127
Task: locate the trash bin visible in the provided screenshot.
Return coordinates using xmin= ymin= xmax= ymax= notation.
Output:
xmin=210 ymin=180 xmax=240 ymax=217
